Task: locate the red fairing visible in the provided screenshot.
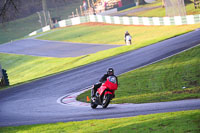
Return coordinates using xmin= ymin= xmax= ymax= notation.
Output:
xmin=104 ymin=79 xmax=118 ymax=91
xmin=98 ymin=85 xmax=107 ymax=96
xmin=97 ymin=76 xmax=118 ymax=96
xmin=104 ymin=91 xmax=113 ymax=96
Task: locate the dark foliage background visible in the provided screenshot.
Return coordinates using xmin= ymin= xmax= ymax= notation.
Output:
xmin=0 ymin=0 xmax=80 ymax=23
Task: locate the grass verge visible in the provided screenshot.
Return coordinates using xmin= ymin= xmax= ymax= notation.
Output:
xmin=1 ymin=23 xmax=200 ymax=87
xmin=1 ymin=24 xmax=200 ymax=86
xmin=77 ymin=45 xmax=200 ymax=103
xmin=0 ymin=110 xmax=199 ymax=132
xmin=37 ymin=23 xmax=200 ymax=45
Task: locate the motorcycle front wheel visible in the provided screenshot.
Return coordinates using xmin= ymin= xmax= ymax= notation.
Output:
xmin=102 ymin=94 xmax=112 ymax=108
xmin=91 ymin=99 xmax=98 ymax=109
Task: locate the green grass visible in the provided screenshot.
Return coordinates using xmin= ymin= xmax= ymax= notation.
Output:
xmin=0 ymin=13 xmax=41 ymax=44
xmin=128 ymin=6 xmax=165 ymax=17
xmin=116 ymin=0 xmax=163 ymax=13
xmin=77 ymin=45 xmax=200 ymax=103
xmin=123 ymin=0 xmax=200 ymax=17
xmin=37 ymin=23 xmax=200 ymax=45
xmin=0 ymin=1 xmax=82 ymax=44
xmin=1 ymin=24 xmax=200 ymax=86
xmin=0 ymin=44 xmax=132 ymax=86
xmin=0 ymin=110 xmax=199 ymax=132
xmin=0 ymin=47 xmax=125 ymax=86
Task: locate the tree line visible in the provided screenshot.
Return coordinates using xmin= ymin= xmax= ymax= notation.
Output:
xmin=0 ymin=0 xmax=80 ymax=23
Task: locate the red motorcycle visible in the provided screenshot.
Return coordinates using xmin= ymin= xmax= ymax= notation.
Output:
xmin=91 ymin=76 xmax=118 ymax=109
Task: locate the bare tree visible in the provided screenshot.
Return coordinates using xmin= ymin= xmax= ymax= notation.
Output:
xmin=0 ymin=0 xmax=20 ymax=23
xmin=0 ymin=0 xmax=86 ymax=23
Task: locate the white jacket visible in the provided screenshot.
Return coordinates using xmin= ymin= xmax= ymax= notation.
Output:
xmin=126 ymin=35 xmax=131 ymax=42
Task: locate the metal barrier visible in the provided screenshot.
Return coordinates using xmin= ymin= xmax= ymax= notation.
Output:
xmin=28 ymin=14 xmax=200 ymax=37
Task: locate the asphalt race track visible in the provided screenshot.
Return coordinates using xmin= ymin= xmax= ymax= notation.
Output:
xmin=0 ymin=39 xmax=122 ymax=57
xmin=0 ymin=30 xmax=200 ymax=127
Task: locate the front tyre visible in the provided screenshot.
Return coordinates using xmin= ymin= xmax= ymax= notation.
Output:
xmin=102 ymin=94 xmax=112 ymax=108
xmin=91 ymin=99 xmax=98 ymax=109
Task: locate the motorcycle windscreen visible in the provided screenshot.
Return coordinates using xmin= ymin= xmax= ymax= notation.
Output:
xmin=104 ymin=76 xmax=118 ymax=90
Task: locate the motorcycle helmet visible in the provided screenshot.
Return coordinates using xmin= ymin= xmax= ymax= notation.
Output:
xmin=107 ymin=67 xmax=114 ymax=76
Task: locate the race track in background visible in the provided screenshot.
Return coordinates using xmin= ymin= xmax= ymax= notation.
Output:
xmin=0 ymin=39 xmax=122 ymax=57
xmin=0 ymin=30 xmax=200 ymax=127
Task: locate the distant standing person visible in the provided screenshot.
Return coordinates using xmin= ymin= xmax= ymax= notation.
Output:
xmin=83 ymin=0 xmax=87 ymax=11
xmin=118 ymin=1 xmax=122 ymax=7
xmin=104 ymin=1 xmax=107 ymax=10
xmin=124 ymin=31 xmax=132 ymax=45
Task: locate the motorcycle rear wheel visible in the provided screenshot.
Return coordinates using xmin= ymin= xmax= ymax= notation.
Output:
xmin=102 ymin=94 xmax=112 ymax=108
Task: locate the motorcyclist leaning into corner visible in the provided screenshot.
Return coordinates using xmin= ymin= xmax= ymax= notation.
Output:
xmin=124 ymin=31 xmax=130 ymax=43
xmin=92 ymin=68 xmax=118 ymax=98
